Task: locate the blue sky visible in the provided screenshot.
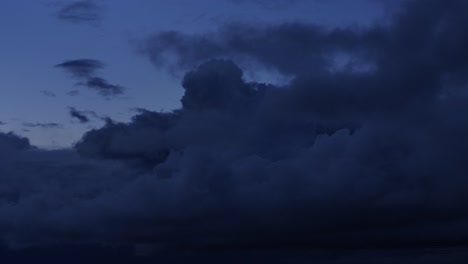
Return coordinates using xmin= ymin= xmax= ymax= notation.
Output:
xmin=0 ymin=0 xmax=385 ymax=148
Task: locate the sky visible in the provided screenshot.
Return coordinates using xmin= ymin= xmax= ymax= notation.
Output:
xmin=0 ymin=0 xmax=386 ymax=148
xmin=2 ymin=0 xmax=468 ymax=263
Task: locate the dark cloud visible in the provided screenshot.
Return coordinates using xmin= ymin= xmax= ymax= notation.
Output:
xmin=69 ymin=107 xmax=100 ymax=123
xmin=180 ymin=60 xmax=262 ymax=111
xmin=0 ymin=132 xmax=31 ymax=150
xmin=66 ymin=90 xmax=80 ymax=96
xmin=22 ymin=122 xmax=63 ymax=129
xmin=41 ymin=90 xmax=56 ymax=98
xmin=143 ymin=0 xmax=468 ymax=82
xmin=75 ymin=111 xmax=175 ymax=168
xmin=2 ymin=0 xmax=468 ymax=259
xmin=55 ymin=1 xmax=104 ymax=24
xmin=76 ymin=0 xmax=468 ymax=249
xmin=55 ymin=59 xmax=124 ymax=97
xmin=83 ymin=77 xmax=123 ymax=96
xmin=142 ymin=23 xmax=366 ymax=75
xmin=55 ymin=59 xmax=104 ymax=78
xmin=0 ymin=121 xmax=5 ymax=125
xmin=69 ymin=107 xmax=90 ymax=123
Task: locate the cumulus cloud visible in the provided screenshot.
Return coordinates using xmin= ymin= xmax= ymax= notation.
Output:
xmin=55 ymin=59 xmax=124 ymax=97
xmin=55 ymin=1 xmax=104 ymax=24
xmin=0 ymin=132 xmax=137 ymax=246
xmin=0 ymin=132 xmax=31 ymax=150
xmin=75 ymin=111 xmax=174 ymax=168
xmin=2 ymin=0 xmax=468 ymax=259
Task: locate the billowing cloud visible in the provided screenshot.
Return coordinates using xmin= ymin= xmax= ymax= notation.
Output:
xmin=55 ymin=1 xmax=104 ymax=24
xmin=1 ymin=0 xmax=468 ymax=259
xmin=0 ymin=132 xmax=31 ymax=150
xmin=55 ymin=59 xmax=124 ymax=97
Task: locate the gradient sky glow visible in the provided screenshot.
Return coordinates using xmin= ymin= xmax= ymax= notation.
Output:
xmin=0 ymin=0 xmax=385 ymax=148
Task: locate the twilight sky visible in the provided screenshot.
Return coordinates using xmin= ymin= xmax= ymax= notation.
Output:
xmin=2 ymin=0 xmax=468 ymax=263
xmin=0 ymin=0 xmax=386 ymax=148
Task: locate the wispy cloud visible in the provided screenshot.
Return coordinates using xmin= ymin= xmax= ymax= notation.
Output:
xmin=55 ymin=59 xmax=124 ymax=97
xmin=22 ymin=122 xmax=63 ymax=129
xmin=55 ymin=1 xmax=104 ymax=24
xmin=66 ymin=90 xmax=81 ymax=96
xmin=55 ymin=59 xmax=104 ymax=78
xmin=41 ymin=90 xmax=56 ymax=97
xmin=81 ymin=77 xmax=123 ymax=96
xmin=69 ymin=107 xmax=100 ymax=123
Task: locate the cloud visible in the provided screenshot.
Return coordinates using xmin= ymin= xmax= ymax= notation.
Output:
xmin=142 ymin=0 xmax=468 ymax=80
xmin=69 ymin=107 xmax=90 ymax=123
xmin=2 ymin=0 xmax=468 ymax=258
xmin=141 ymin=23 xmax=365 ymax=75
xmin=66 ymin=90 xmax=80 ymax=96
xmin=22 ymin=123 xmax=63 ymax=129
xmin=55 ymin=1 xmax=104 ymax=24
xmin=55 ymin=59 xmax=104 ymax=78
xmin=83 ymin=77 xmax=123 ymax=96
xmin=180 ymin=60 xmax=262 ymax=111
xmin=0 ymin=132 xmax=31 ymax=150
xmin=41 ymin=90 xmax=56 ymax=98
xmin=75 ymin=111 xmax=175 ymax=168
xmin=55 ymin=59 xmax=124 ymax=97
xmin=69 ymin=107 xmax=100 ymax=123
